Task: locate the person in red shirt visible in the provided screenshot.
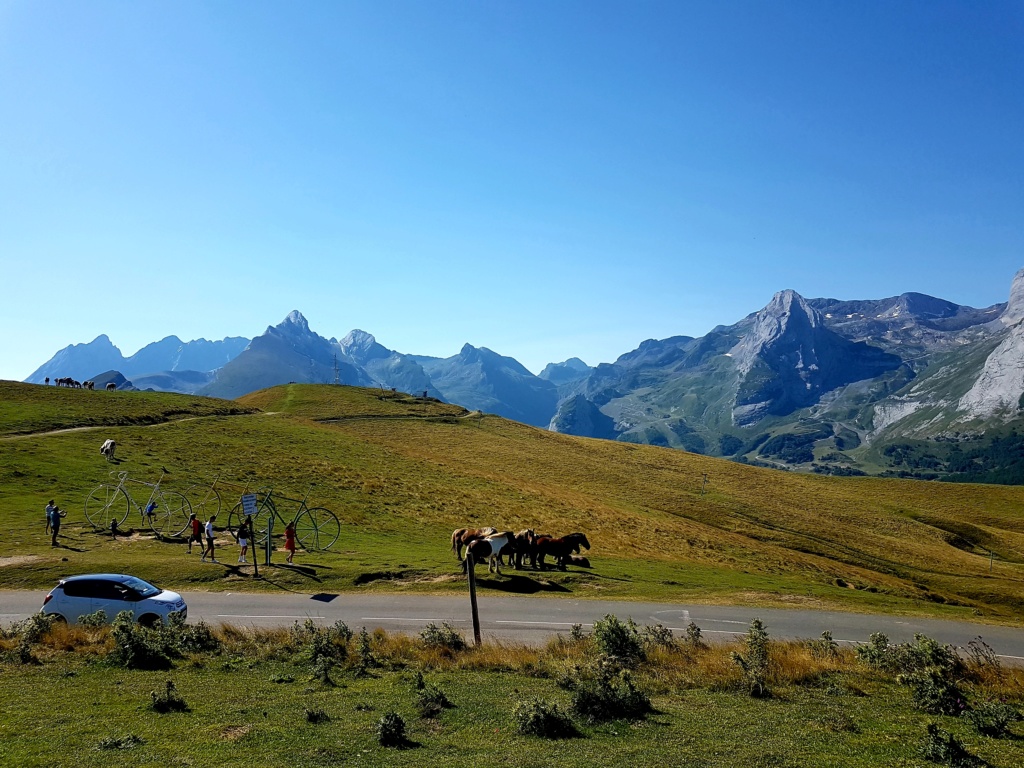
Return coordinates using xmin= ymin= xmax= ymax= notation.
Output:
xmin=187 ymin=512 xmax=202 ymax=554
xmin=284 ymin=521 xmax=296 ymax=564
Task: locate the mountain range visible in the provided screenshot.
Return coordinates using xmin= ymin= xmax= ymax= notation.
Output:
xmin=25 ymin=269 xmax=1024 ymax=482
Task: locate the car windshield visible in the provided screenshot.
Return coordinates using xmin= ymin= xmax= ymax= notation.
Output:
xmin=121 ymin=576 xmax=160 ymax=598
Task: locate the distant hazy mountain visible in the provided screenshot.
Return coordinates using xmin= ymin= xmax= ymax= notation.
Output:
xmin=338 ymin=330 xmax=443 ymax=399
xmin=27 ymin=335 xmax=126 ymax=384
xmin=421 ymin=344 xmax=559 ymax=427
xmin=27 ymin=333 xmax=249 ymax=385
xmin=201 ymin=311 xmax=370 ymax=400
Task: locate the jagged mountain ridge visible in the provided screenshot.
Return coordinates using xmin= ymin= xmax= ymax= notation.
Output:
xmin=23 ymin=269 xmax=1024 ymax=479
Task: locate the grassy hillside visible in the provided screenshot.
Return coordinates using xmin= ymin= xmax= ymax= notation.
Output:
xmin=2 ymin=381 xmax=1023 ymax=622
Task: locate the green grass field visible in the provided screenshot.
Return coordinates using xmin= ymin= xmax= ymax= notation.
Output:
xmin=2 ymin=380 xmax=1024 ymax=623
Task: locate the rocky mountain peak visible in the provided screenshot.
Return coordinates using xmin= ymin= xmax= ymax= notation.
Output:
xmin=999 ymin=268 xmax=1024 ymax=328
xmin=278 ymin=311 xmax=310 ymax=333
xmin=729 ymin=289 xmax=820 ymax=375
xmin=339 ymin=329 xmax=390 ymax=363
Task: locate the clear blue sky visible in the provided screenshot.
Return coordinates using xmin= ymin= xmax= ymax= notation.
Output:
xmin=2 ymin=1 xmax=1022 ymax=380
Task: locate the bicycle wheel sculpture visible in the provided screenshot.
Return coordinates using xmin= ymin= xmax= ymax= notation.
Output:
xmin=294 ymin=506 xmax=340 ymax=550
xmin=183 ymin=484 xmax=221 ymax=523
xmin=85 ymin=484 xmax=131 ymax=529
xmin=147 ymin=491 xmax=192 ymax=540
xmin=228 ymin=495 xmax=276 ymax=545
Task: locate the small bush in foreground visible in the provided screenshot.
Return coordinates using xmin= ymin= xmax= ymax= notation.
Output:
xmin=305 ymin=707 xmax=330 ymax=724
xmin=808 ymin=630 xmax=839 ymax=660
xmin=964 ymin=699 xmax=1022 ymax=738
xmin=566 ymin=662 xmax=652 ymax=723
xmin=98 ymin=734 xmax=145 ymax=750
xmin=78 ymin=610 xmax=108 ymax=628
xmin=919 ymin=723 xmax=981 ymax=767
xmin=513 ymin=698 xmax=580 ymax=739
xmin=109 ymin=611 xmax=173 ymax=670
xmin=592 ymin=614 xmax=645 ymax=666
xmin=731 ymin=618 xmax=771 ymax=698
xmin=375 ymin=711 xmax=408 ymax=747
xmin=415 ymin=681 xmax=453 ymax=719
xmin=150 ymin=680 xmax=189 ymax=713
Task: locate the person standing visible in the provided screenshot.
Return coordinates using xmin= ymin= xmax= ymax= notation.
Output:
xmin=201 ymin=514 xmax=217 ymax=562
xmin=49 ymin=505 xmax=66 ymax=547
xmin=284 ymin=521 xmax=296 ymax=564
xmin=45 ymin=500 xmax=56 ymax=535
xmin=187 ymin=512 xmax=202 ymax=554
xmin=237 ymin=517 xmax=251 ymax=564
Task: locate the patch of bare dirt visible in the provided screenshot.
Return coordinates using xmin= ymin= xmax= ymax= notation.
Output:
xmin=0 ymin=555 xmax=41 ymax=568
xmin=220 ymin=725 xmax=252 ymax=741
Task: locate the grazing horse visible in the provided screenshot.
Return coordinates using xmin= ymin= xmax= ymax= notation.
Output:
xmin=462 ymin=532 xmax=513 ymax=575
xmin=535 ymin=532 xmax=591 ymax=570
xmin=100 ymin=439 xmax=116 ymax=462
xmin=105 ymin=382 xmax=117 ymax=391
xmin=451 ymin=527 xmax=497 ymax=561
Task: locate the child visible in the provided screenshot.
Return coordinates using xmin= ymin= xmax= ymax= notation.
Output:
xmin=284 ymin=521 xmax=296 ymax=564
xmin=187 ymin=512 xmax=202 ymax=554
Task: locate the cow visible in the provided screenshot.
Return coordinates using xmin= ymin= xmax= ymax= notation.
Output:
xmin=100 ymin=439 xmax=117 ymax=462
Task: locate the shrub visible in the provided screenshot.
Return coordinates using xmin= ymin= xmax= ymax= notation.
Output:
xmin=567 ymin=662 xmax=652 ymax=723
xmin=808 ymin=630 xmax=839 ymax=661
xmin=175 ymin=619 xmax=221 ymax=655
xmin=640 ymin=623 xmax=674 ymax=649
xmin=964 ymin=700 xmax=1022 ymax=738
xmin=356 ymin=627 xmax=378 ymax=674
xmin=919 ymin=723 xmax=981 ymax=767
xmin=420 ymin=622 xmax=467 ymax=653
xmin=513 ymin=698 xmax=579 ymax=738
xmin=731 ymin=618 xmax=771 ymax=698
xmin=109 ymin=611 xmax=173 ymax=670
xmin=592 ymin=614 xmax=645 ymax=666
xmin=568 ymin=623 xmax=586 ymax=643
xmin=305 ymin=707 xmax=330 ymax=724
xmin=79 ymin=610 xmax=108 ymax=628
xmin=900 ymin=668 xmax=967 ymax=716
xmin=375 ymin=712 xmax=408 ymax=747
xmin=684 ymin=622 xmax=706 ymax=649
xmin=416 ymin=683 xmax=452 ymax=719
xmin=97 ymin=734 xmax=145 ymax=750
xmin=150 ymin=680 xmax=189 ymax=713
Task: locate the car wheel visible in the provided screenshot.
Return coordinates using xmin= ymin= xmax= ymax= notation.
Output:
xmin=48 ymin=613 xmax=67 ymax=624
xmin=137 ymin=614 xmax=162 ymax=628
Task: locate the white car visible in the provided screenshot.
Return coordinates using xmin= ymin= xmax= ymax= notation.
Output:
xmin=41 ymin=573 xmax=187 ymax=626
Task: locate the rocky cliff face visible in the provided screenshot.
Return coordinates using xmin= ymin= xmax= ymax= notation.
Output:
xmin=959 ymin=269 xmax=1024 ymax=419
xmin=729 ymin=290 xmax=902 ymax=426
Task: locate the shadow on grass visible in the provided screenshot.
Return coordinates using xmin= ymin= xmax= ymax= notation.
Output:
xmin=475 ymin=574 xmax=571 ymax=594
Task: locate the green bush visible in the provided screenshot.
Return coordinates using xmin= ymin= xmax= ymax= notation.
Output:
xmin=416 ymin=683 xmax=453 ymax=719
xmin=566 ymin=662 xmax=652 ymax=723
xmin=78 ymin=610 xmax=109 ymax=628
xmin=420 ymin=622 xmax=467 ymax=652
xmin=513 ymin=698 xmax=579 ymax=739
xmin=109 ymin=611 xmax=174 ymax=670
xmin=375 ymin=712 xmax=408 ymax=747
xmin=592 ymin=614 xmax=645 ymax=666
xmin=174 ymin=619 xmax=221 ymax=655
xmin=919 ymin=723 xmax=981 ymax=767
xmin=305 ymin=707 xmax=330 ymax=724
xmin=808 ymin=630 xmax=839 ymax=660
xmin=731 ymin=618 xmax=771 ymax=698
xmin=964 ymin=700 xmax=1022 ymax=738
xmin=150 ymin=680 xmax=189 ymax=713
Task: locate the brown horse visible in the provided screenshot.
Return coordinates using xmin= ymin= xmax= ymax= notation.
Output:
xmin=535 ymin=532 xmax=591 ymax=570
xmin=462 ymin=532 xmax=515 ymax=575
xmin=509 ymin=528 xmax=537 ymax=569
xmin=451 ymin=527 xmax=498 ymax=561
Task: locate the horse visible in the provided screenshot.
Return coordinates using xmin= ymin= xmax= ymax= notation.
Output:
xmin=100 ymin=439 xmax=116 ymax=462
xmin=450 ymin=527 xmax=497 ymax=561
xmin=509 ymin=528 xmax=537 ymax=569
xmin=105 ymin=382 xmax=117 ymax=391
xmin=535 ymin=532 xmax=591 ymax=570
xmin=462 ymin=532 xmax=513 ymax=575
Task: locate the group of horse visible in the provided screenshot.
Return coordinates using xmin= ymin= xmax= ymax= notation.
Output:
xmin=45 ymin=377 xmax=116 ymax=390
xmin=450 ymin=527 xmax=591 ymax=575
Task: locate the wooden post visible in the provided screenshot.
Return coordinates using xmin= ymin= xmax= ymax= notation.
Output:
xmin=700 ymin=473 xmax=709 ymax=497
xmin=466 ymin=553 xmax=482 ymax=646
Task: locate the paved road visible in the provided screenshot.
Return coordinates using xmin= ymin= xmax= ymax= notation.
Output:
xmin=4 ymin=589 xmax=1023 ymax=661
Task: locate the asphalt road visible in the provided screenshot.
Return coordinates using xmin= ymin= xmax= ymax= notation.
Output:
xmin=3 ymin=589 xmax=1024 ymax=662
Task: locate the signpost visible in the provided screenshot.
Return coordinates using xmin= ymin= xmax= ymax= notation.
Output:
xmin=241 ymin=494 xmax=260 ymax=578
xmin=466 ymin=555 xmax=482 ymax=647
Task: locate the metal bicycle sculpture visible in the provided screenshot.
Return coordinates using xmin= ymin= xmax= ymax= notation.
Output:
xmin=226 ymin=484 xmax=340 ymax=551
xmin=84 ymin=469 xmax=192 ymax=539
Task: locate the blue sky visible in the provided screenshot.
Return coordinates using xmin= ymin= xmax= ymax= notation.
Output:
xmin=2 ymin=1 xmax=1022 ymax=380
